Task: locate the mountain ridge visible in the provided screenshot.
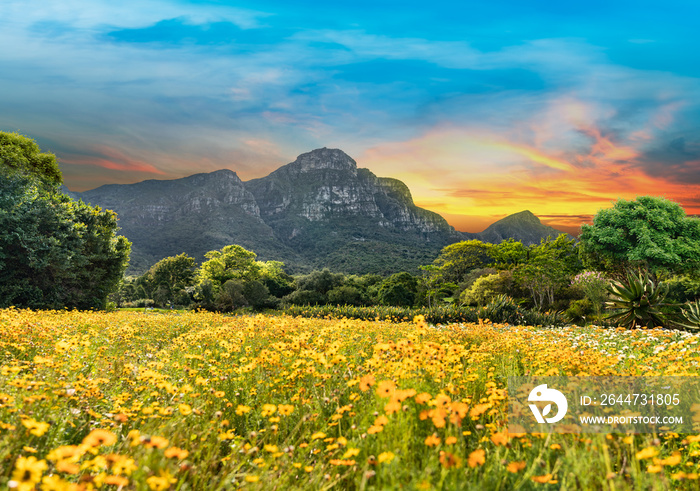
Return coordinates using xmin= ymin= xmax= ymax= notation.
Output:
xmin=67 ymin=148 xmax=571 ymax=274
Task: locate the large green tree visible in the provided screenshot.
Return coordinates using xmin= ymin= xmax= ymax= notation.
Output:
xmin=1 ymin=133 xmax=131 ymax=309
xmin=580 ymin=196 xmax=700 ymax=276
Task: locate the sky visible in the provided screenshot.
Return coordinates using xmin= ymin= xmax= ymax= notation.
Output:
xmin=2 ymin=1 xmax=700 ymax=236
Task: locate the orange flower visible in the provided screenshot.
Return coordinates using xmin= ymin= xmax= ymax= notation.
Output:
xmin=424 ymin=434 xmax=441 ymax=447
xmin=82 ymin=429 xmax=117 ymax=448
xmin=164 ymin=447 xmax=190 ymax=460
xmin=144 ymin=436 xmax=169 ymax=449
xmin=445 ymin=436 xmax=458 ymax=445
xmin=376 ymin=380 xmax=396 ymax=398
xmin=439 ymin=451 xmax=462 ymax=469
xmin=415 ymin=393 xmax=432 ymax=405
xmin=278 ymin=404 xmax=294 ymax=416
xmin=468 ymin=449 xmax=486 ymax=468
xmin=104 ymin=476 xmax=130 ymax=486
xmin=359 ymin=374 xmax=375 ymax=392
xmin=507 ymin=461 xmax=527 ymax=473
xmin=531 ymin=474 xmax=554 ymax=483
xmin=490 ymin=432 xmax=509 ymax=446
xmin=384 ymin=401 xmax=401 ymax=415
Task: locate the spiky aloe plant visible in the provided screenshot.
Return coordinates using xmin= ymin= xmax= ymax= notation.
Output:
xmin=676 ymin=300 xmax=700 ymax=330
xmin=605 ymin=270 xmax=669 ymax=329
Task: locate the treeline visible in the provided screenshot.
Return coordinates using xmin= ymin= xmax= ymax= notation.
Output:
xmin=112 ymin=194 xmax=700 ymax=328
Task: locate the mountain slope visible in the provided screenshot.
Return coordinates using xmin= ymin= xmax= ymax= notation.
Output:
xmin=469 ymin=210 xmax=572 ymax=245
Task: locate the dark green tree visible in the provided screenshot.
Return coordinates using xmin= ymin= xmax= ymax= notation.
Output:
xmin=0 ymin=170 xmax=130 ymax=309
xmin=580 ymin=196 xmax=700 ymax=276
xmin=378 ymin=272 xmax=419 ymax=307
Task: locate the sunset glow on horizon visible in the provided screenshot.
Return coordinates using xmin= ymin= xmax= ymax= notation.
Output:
xmin=2 ymin=0 xmax=699 ymax=236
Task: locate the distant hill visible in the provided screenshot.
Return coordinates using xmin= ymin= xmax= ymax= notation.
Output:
xmin=466 ymin=210 xmax=573 ymax=245
xmin=67 ymin=148 xmax=570 ymax=274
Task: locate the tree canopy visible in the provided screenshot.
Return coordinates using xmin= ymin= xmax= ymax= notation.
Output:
xmin=0 ymin=132 xmax=62 ymax=187
xmin=0 ymin=132 xmax=130 ymax=309
xmin=579 ymin=196 xmax=700 ymax=275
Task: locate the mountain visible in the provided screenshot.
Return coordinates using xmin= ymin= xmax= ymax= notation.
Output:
xmin=68 ymin=148 xmax=570 ymax=274
xmin=467 ymin=210 xmax=573 ymax=246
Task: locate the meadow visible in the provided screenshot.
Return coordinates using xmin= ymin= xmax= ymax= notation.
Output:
xmin=1 ymin=308 xmax=700 ymax=490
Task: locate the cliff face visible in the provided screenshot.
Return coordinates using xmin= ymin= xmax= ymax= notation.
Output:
xmin=245 ymin=148 xmax=458 ymax=237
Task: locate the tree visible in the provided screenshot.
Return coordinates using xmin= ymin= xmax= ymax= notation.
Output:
xmin=378 ymin=272 xmax=419 ymax=307
xmin=0 ymin=168 xmax=131 ymax=309
xmin=433 ymin=240 xmax=493 ymax=283
xmin=142 ymin=253 xmax=196 ymax=305
xmin=580 ymin=196 xmax=700 ymax=276
xmin=197 ymin=244 xmax=261 ymax=289
xmin=512 ymin=234 xmax=581 ymax=311
xmin=0 ymin=132 xmax=62 ymax=187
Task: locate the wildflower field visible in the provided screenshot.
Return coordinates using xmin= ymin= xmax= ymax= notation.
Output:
xmin=2 ymin=309 xmax=700 ymax=490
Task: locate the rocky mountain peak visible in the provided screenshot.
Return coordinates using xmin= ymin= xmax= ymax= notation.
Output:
xmin=290 ymin=148 xmax=357 ymax=173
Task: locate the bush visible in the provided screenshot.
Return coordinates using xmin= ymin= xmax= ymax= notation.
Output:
xmin=460 ymin=272 xmax=509 ymax=306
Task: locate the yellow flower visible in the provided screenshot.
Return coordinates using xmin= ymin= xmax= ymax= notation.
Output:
xmin=178 ymin=404 xmax=193 ymax=416
xmin=146 ymin=470 xmax=177 ymax=490
xmin=636 ymin=447 xmax=659 ymax=460
xmin=278 ymin=404 xmax=294 ymax=416
xmin=342 ymin=448 xmax=360 ymax=459
xmin=235 ymin=404 xmax=251 ymax=415
xmin=377 ymin=451 xmax=395 ymax=464
xmin=21 ymin=418 xmax=50 ymax=437
xmin=11 ymin=456 xmax=48 ymax=491
xmin=261 ymin=404 xmax=277 ymax=417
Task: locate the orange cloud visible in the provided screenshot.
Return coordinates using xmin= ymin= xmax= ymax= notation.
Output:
xmin=64 ymin=145 xmax=167 ymax=176
xmin=361 ymin=118 xmax=698 ymax=234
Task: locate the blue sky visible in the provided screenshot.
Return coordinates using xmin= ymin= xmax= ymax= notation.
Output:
xmin=2 ymin=0 xmax=699 ymax=233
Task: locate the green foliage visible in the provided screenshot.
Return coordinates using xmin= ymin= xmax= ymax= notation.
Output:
xmin=580 ymin=196 xmax=700 ymax=275
xmin=327 ymin=285 xmax=364 ymax=306
xmin=489 ymin=238 xmax=529 ymax=269
xmin=0 ymin=131 xmax=62 ymax=187
xmin=676 ymin=300 xmax=700 ymax=330
xmin=664 ymin=275 xmax=700 ymax=304
xmin=571 ymin=271 xmax=609 ymax=320
xmin=459 ymin=272 xmax=509 ymax=306
xmin=480 ymin=294 xmax=519 ymax=324
xmin=0 ymin=172 xmax=130 ymax=310
xmin=432 ymin=240 xmax=493 ymax=283
xmin=378 ymin=272 xmax=419 ymax=307
xmin=512 ymin=234 xmax=582 ymax=311
xmin=605 ymin=270 xmax=670 ymax=329
xmin=197 ymin=244 xmax=261 ymax=288
xmin=565 ymin=298 xmax=594 ymax=324
xmin=140 ymin=253 xmax=196 ymax=306
xmin=283 ymin=302 xmax=567 ymax=327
